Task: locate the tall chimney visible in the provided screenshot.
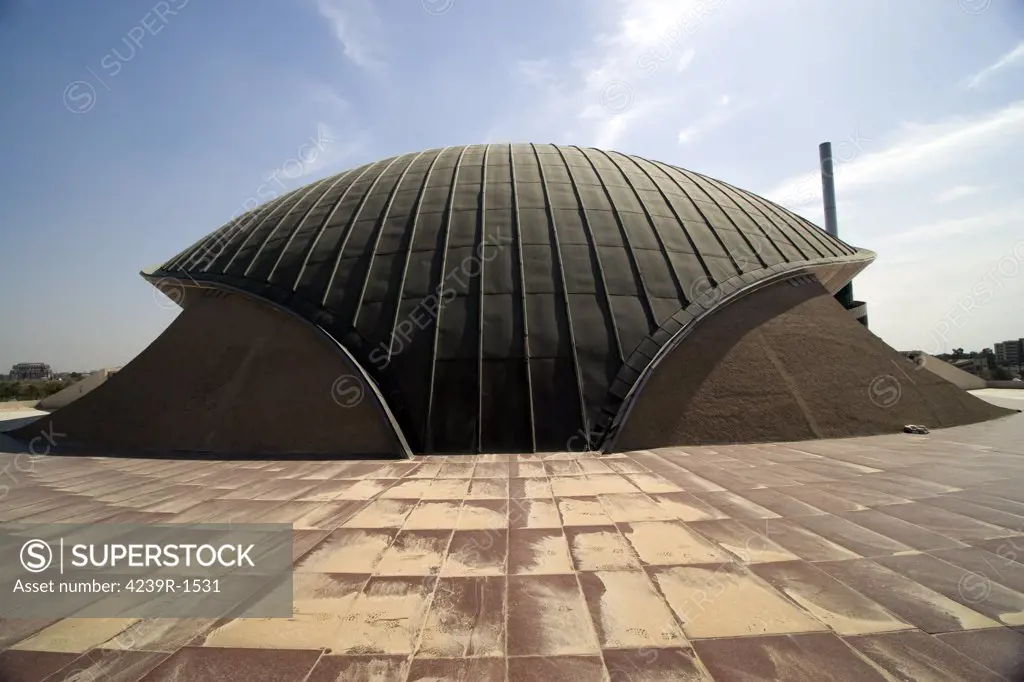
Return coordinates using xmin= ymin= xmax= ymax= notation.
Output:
xmin=818 ymin=142 xmax=839 ymax=238
xmin=818 ymin=141 xmax=868 ymax=327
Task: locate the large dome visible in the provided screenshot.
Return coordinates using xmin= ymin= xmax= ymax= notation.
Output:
xmin=148 ymin=144 xmax=874 ymax=453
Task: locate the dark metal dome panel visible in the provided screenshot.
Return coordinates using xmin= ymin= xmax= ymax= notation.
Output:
xmin=151 ymin=144 xmax=873 ymax=453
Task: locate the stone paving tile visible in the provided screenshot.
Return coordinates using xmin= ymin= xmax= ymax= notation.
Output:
xmin=601 ymin=648 xmax=710 ymax=681
xmin=814 ymin=480 xmax=911 ymax=507
xmin=0 ymin=650 xmax=79 ymax=682
xmin=198 ymin=573 xmax=369 ymax=650
xmin=99 ymin=618 xmax=220 ymax=653
xmin=506 ymin=574 xmax=600 ymax=656
xmin=650 ymin=563 xmax=827 ymax=639
xmin=620 ymin=521 xmax=731 ymax=566
xmin=689 ymin=490 xmax=781 ymax=519
xmin=879 ymin=501 xmax=1018 ymax=542
xmin=935 ymin=627 xmax=1024 ymax=680
xmin=332 ymin=576 xmax=436 ymax=655
xmin=685 ymin=519 xmax=800 ymax=564
xmin=0 ymin=414 xmax=1022 ymax=680
xmin=305 ymin=654 xmax=410 ymax=681
xmin=646 ymin=491 xmax=728 ymax=521
xmin=835 ymin=507 xmax=969 ymax=551
xmin=738 ymin=487 xmax=829 ymax=517
xmin=772 ymin=484 xmax=866 ymax=513
xmin=507 ymin=655 xmax=606 ymax=682
xmin=455 ymin=499 xmax=507 ymax=530
xmin=403 ymin=500 xmax=463 ymax=530
xmin=691 ymin=632 xmax=890 ymax=681
xmin=293 ymin=528 xmax=397 ymax=573
xmin=9 ymin=619 xmax=139 ymax=654
xmin=42 ymin=649 xmax=170 ymax=682
xmin=874 ymin=552 xmax=1024 ymax=626
xmin=341 ymin=499 xmax=417 ymax=529
xmin=416 ymin=576 xmax=504 ymax=657
xmin=923 ymin=494 xmax=1024 ymax=533
xmin=748 ymin=560 xmax=913 ymax=635
xmin=557 ymin=496 xmax=615 ymax=526
xmin=509 ymin=497 xmax=561 ymax=529
xmin=565 ymin=526 xmax=641 ymax=571
xmin=408 ymin=656 xmax=505 ymax=681
xmin=788 ymin=514 xmax=915 ymax=557
xmin=845 ymin=630 xmax=1006 ymax=682
xmin=929 ymin=545 xmax=1024 ymax=595
xmin=135 ymin=646 xmax=322 ymax=682
xmin=577 ymin=570 xmax=687 ymax=649
xmin=508 ymin=528 xmax=574 ymax=575
xmin=948 ymin=490 xmax=1024 ymax=518
xmin=815 ymin=559 xmax=1001 ymax=633
xmin=374 ymin=529 xmax=453 ymax=576
xmin=0 ymin=620 xmax=59 ymax=651
xmin=735 ymin=518 xmax=861 ymax=562
xmin=440 ymin=529 xmax=507 ymax=576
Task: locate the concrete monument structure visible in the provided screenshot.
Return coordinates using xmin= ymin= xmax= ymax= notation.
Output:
xmin=15 ymin=144 xmax=1011 ymax=456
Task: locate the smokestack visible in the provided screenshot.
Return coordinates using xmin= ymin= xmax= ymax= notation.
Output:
xmin=818 ymin=141 xmax=868 ymax=327
xmin=818 ymin=142 xmax=839 ymax=238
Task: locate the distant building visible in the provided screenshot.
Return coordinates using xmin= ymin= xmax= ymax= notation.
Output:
xmin=995 ymin=339 xmax=1023 ymax=366
xmin=9 ymin=363 xmax=53 ymax=381
xmin=952 ymin=357 xmax=989 ymax=378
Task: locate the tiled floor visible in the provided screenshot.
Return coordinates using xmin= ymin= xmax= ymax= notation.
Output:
xmin=1 ymin=414 xmax=1024 ymax=680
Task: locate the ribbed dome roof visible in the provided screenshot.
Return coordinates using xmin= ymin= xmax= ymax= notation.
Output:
xmin=150 ymin=143 xmax=873 ymax=453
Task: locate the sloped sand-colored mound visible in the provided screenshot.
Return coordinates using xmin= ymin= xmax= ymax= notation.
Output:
xmin=614 ymin=277 xmax=1014 ymax=449
xmin=11 ymin=289 xmax=403 ymax=457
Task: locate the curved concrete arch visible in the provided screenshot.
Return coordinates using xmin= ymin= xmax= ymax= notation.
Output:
xmin=143 ymin=275 xmax=415 ymax=458
xmin=594 ymin=252 xmax=875 ymax=451
xmin=16 ymin=279 xmax=413 ymax=458
xmin=143 ymin=271 xmax=423 ymax=453
xmin=601 ymin=276 xmax=1012 ymax=452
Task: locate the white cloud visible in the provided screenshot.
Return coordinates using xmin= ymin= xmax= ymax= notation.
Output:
xmin=308 ymin=83 xmax=351 ymax=116
xmin=937 ymin=185 xmax=981 ymax=203
xmin=300 ymin=122 xmax=368 ymax=177
xmin=874 ymin=202 xmax=1024 ymax=246
xmin=676 ymin=48 xmax=696 ymax=73
xmin=964 ymin=41 xmax=1024 ymax=89
xmin=259 ymin=85 xmax=370 ymax=183
xmin=765 ymin=100 xmax=1024 ymax=209
xmin=515 ymin=59 xmax=556 ymax=87
xmin=677 ymin=93 xmax=752 ymax=145
xmin=491 ymin=0 xmax=730 ymax=149
xmin=316 ymin=0 xmax=386 ymax=73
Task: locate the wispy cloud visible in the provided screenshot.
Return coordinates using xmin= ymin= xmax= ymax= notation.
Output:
xmin=766 ymin=100 xmax=1024 ymax=209
xmin=492 ymin=0 xmax=730 ymax=150
xmin=873 ymin=201 xmax=1024 ymax=247
xmin=259 ymin=84 xmax=370 ymax=184
xmin=677 ymin=93 xmax=750 ymax=145
xmin=305 ymin=84 xmax=370 ymax=175
xmin=964 ymin=41 xmax=1024 ymax=89
xmin=515 ymin=59 xmax=556 ymax=88
xmin=676 ymin=47 xmax=696 ymax=73
xmin=316 ymin=0 xmax=386 ymax=73
xmin=937 ymin=185 xmax=981 ymax=203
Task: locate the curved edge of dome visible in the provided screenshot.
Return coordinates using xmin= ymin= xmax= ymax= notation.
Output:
xmin=138 ymin=271 xmax=416 ymax=459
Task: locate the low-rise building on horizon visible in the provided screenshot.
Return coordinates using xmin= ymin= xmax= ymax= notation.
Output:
xmin=8 ymin=362 xmax=53 ymax=381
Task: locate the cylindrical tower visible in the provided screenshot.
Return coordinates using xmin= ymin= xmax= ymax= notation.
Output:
xmin=819 ymin=141 xmax=868 ymax=327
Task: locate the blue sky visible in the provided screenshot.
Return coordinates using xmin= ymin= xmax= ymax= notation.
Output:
xmin=0 ymin=0 xmax=1022 ymax=371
